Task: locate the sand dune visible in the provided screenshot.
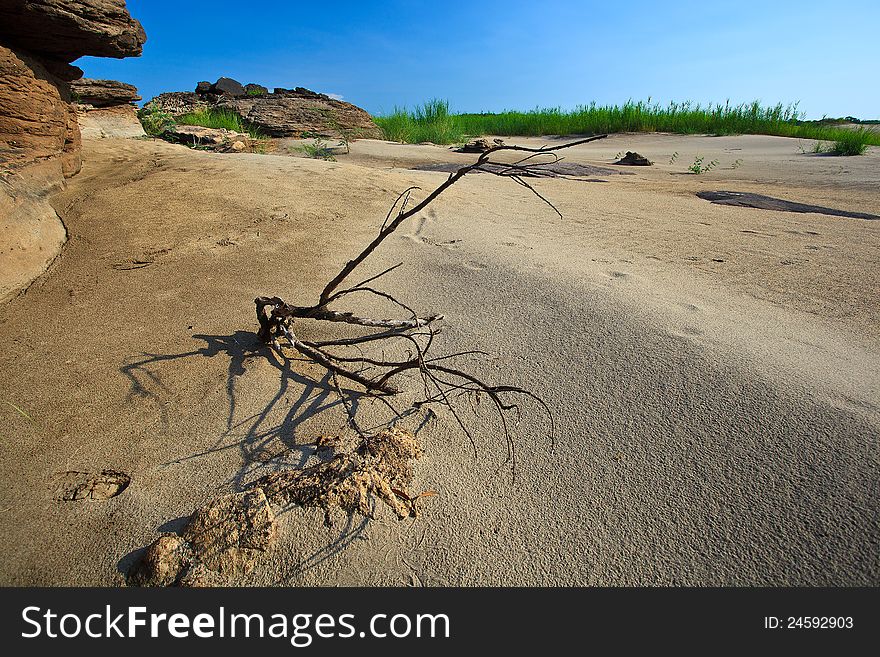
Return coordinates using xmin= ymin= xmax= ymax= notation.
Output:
xmin=0 ymin=133 xmax=877 ymax=585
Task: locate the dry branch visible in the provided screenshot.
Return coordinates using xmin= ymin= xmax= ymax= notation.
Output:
xmin=255 ymin=135 xmax=604 ymax=474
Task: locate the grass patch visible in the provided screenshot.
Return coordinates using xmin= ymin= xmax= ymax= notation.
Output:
xmin=176 ymin=108 xmax=264 ymax=138
xmin=292 ymin=139 xmax=337 ymax=161
xmin=828 ymin=127 xmax=873 ymax=155
xmin=376 ymin=99 xmax=466 ymax=144
xmin=375 ymin=99 xmax=880 ymax=151
xmin=137 ymin=106 xmax=176 ymax=136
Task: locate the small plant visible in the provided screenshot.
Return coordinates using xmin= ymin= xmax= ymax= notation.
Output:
xmin=829 ymin=128 xmax=872 ymax=156
xmin=730 ymin=158 xmax=743 ymax=169
xmin=687 ymin=156 xmax=719 ymax=174
xmin=669 ymin=151 xmax=679 ymax=164
xmin=320 ymin=109 xmax=363 ymax=155
xmin=137 ymin=106 xmax=176 ymax=136
xmin=294 ymin=138 xmax=337 ymax=161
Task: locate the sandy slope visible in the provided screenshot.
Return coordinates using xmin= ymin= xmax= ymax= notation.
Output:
xmin=0 ymin=133 xmax=877 ymax=585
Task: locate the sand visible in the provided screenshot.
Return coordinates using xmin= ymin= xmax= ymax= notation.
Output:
xmin=0 ymin=132 xmax=877 ymax=585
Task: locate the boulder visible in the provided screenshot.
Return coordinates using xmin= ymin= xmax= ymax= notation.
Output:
xmin=457 ymin=137 xmax=505 ymax=153
xmin=211 ymin=76 xmax=245 ymax=97
xmin=219 ymin=87 xmax=383 ymax=138
xmin=0 ymin=0 xmax=146 ymax=60
xmin=614 ymin=151 xmax=652 ymax=166
xmin=71 ymin=77 xmax=140 ymax=106
xmin=244 ymin=83 xmax=268 ymax=96
xmin=162 ymin=124 xmax=257 ymax=153
xmin=127 ymin=489 xmax=277 ymax=586
xmin=195 ymin=80 xmax=212 ymax=94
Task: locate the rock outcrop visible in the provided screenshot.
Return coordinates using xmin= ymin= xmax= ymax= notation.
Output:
xmin=146 ymin=77 xmax=383 ymax=139
xmin=72 ymin=78 xmax=145 ymax=138
xmin=0 ymin=0 xmax=145 ymax=302
xmin=71 ymin=77 xmax=139 ymax=106
xmin=0 ymin=0 xmax=146 ymax=59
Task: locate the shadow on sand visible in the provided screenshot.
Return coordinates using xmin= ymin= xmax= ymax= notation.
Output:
xmin=117 ymin=329 xmax=427 ymax=582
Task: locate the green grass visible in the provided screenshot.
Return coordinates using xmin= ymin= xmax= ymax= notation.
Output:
xmin=375 ymin=99 xmax=880 ymax=152
xmin=292 ymin=139 xmax=337 ymax=161
xmin=828 ymin=127 xmax=873 ymax=155
xmin=137 ymin=106 xmax=176 ymax=136
xmin=175 ymin=108 xmax=264 ymax=138
xmin=376 ymin=99 xmax=467 ymax=144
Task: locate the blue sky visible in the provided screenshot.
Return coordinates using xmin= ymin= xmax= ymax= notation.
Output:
xmin=77 ymin=0 xmax=879 ymax=119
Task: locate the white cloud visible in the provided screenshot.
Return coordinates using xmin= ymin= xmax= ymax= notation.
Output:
xmin=327 ymin=93 xmax=344 ymax=101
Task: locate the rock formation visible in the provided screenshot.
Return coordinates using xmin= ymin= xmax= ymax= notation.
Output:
xmin=0 ymin=0 xmax=145 ymax=301
xmin=146 ymin=77 xmax=384 ymax=139
xmin=72 ymin=78 xmax=145 ymax=138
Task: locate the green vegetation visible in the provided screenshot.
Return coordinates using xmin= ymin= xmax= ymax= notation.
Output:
xmin=292 ymin=138 xmax=337 ymax=161
xmin=687 ymin=156 xmax=719 ymax=174
xmin=375 ymin=99 xmax=880 ymax=152
xmin=137 ymin=106 xmax=176 ymax=136
xmin=828 ymin=127 xmax=873 ymax=155
xmin=376 ymin=99 xmax=466 ymax=144
xmin=797 ymin=126 xmax=873 ymax=156
xmin=175 ymin=107 xmax=264 ymax=138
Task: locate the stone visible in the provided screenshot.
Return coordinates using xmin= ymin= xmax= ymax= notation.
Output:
xmin=211 ymin=76 xmax=245 ymax=97
xmin=126 ymin=534 xmax=193 ymax=587
xmin=244 ymin=83 xmax=268 ymax=96
xmin=614 ymin=151 xmax=652 ymax=166
xmin=145 ymin=84 xmax=383 ymax=139
xmin=195 ymin=80 xmax=212 ymax=94
xmin=126 ymin=488 xmax=278 ymax=586
xmin=182 ymin=489 xmax=276 ymax=576
xmin=71 ymin=78 xmax=139 ymax=106
xmin=164 ymin=124 xmax=252 ymax=149
xmin=457 ymin=137 xmax=504 ymax=153
xmin=0 ymin=0 xmax=146 ymax=61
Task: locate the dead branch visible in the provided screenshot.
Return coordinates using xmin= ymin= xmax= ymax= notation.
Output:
xmin=255 ymin=135 xmax=605 ymax=475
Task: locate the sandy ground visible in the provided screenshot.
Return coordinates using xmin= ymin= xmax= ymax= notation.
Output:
xmin=0 ymin=133 xmax=877 ymax=585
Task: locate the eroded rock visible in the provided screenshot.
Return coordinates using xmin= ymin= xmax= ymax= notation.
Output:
xmin=71 ymin=78 xmax=140 ymax=106
xmin=0 ymin=0 xmax=147 ymax=60
xmin=127 ymin=489 xmax=277 ymax=587
xmin=0 ymin=0 xmax=145 ymax=301
xmin=456 ymin=137 xmax=505 ymax=153
xmin=614 ymin=151 xmax=652 ymax=166
xmin=145 ymin=84 xmax=383 ymax=139
xmin=211 ymin=76 xmax=245 ymax=97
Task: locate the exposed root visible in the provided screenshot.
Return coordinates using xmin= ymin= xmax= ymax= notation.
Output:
xmin=254 ymin=427 xmax=429 ymax=526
